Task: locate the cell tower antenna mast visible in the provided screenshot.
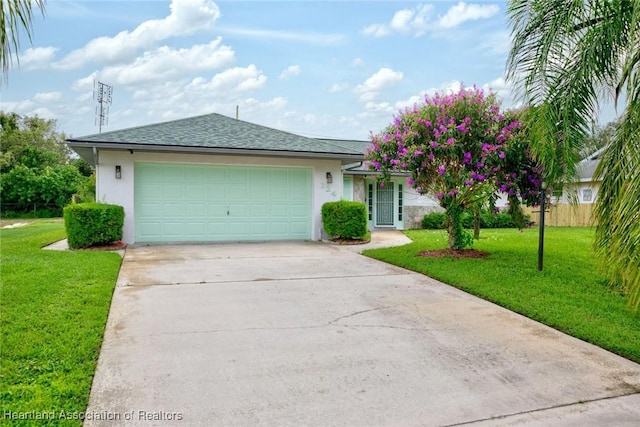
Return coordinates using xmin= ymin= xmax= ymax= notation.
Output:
xmin=94 ymin=80 xmax=113 ymax=133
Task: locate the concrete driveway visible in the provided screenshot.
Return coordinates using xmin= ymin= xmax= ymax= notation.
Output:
xmin=86 ymin=237 xmax=640 ymax=426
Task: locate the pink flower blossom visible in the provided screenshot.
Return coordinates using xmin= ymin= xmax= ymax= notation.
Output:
xmin=438 ymin=165 xmax=446 ymax=175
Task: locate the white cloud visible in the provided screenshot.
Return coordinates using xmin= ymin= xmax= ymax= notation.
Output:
xmin=72 ymin=73 xmax=98 ymax=92
xmin=363 ymin=4 xmax=432 ymax=37
xmin=354 ymin=67 xmax=404 ymax=101
xmin=329 ymin=83 xmax=348 ymax=93
xmin=220 ymin=26 xmax=343 ymax=45
xmin=352 ymin=58 xmax=364 ymax=67
xmin=97 ymin=38 xmax=234 ymax=86
xmin=394 ymin=94 xmax=426 ymax=110
xmin=362 ymin=2 xmax=498 ymax=37
xmin=435 ymin=2 xmax=500 ymax=30
xmin=482 ymin=76 xmax=519 ymax=108
xmin=392 ymin=5 xmax=433 ymax=35
xmin=189 ymin=65 xmax=267 ymax=93
xmin=34 ymin=92 xmax=63 ymax=102
xmin=361 ymin=24 xmax=389 ymax=38
xmin=15 ymin=47 xmax=58 ymax=70
xmin=53 ymin=0 xmax=221 ymax=70
xmin=279 ymin=65 xmax=301 ymax=79
xmin=479 ymin=31 xmax=511 ymax=56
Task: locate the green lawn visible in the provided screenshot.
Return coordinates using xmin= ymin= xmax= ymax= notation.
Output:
xmin=364 ymin=227 xmax=640 ymax=363
xmin=0 ymin=221 xmax=122 ymax=426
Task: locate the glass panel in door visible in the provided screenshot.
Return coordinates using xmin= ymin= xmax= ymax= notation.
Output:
xmin=376 ymin=182 xmax=394 ymax=226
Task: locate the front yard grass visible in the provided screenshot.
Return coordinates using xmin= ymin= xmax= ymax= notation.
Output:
xmin=0 ymin=221 xmax=122 ymax=426
xmin=364 ymin=227 xmax=640 ymax=363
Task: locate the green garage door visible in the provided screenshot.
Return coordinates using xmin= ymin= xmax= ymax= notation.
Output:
xmin=134 ymin=163 xmax=312 ymax=243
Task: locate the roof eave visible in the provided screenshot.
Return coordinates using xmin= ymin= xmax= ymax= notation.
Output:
xmin=343 ymin=169 xmax=410 ymax=177
xmin=67 ymin=141 xmax=364 ymax=163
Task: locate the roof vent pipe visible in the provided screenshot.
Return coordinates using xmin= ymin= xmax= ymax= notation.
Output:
xmin=236 ymin=105 xmax=239 ymax=120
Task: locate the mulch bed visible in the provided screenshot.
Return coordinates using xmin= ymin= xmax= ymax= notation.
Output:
xmin=418 ymin=249 xmax=490 ymax=259
xmin=329 ymin=237 xmax=371 ymax=245
xmin=78 ymin=241 xmax=127 ymax=251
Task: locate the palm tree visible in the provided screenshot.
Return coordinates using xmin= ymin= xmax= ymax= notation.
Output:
xmin=1 ymin=0 xmax=46 ymax=75
xmin=506 ymin=0 xmax=640 ymax=311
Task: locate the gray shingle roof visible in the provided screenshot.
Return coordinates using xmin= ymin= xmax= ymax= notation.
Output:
xmin=67 ymin=113 xmax=368 ymax=159
xmin=577 ymin=159 xmax=599 ymax=181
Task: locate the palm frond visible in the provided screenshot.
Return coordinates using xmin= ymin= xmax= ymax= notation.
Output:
xmin=594 ymin=105 xmax=640 ymax=312
xmin=1 ymin=0 xmax=46 ymax=76
xmin=507 ymin=0 xmax=640 ymax=311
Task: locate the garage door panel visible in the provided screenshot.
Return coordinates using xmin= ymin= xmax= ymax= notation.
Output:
xmin=207 ymin=185 xmax=227 ymax=199
xmin=142 ymin=184 xmax=164 ymax=199
xmin=271 ymin=186 xmax=288 ymax=200
xmin=289 ymin=204 xmax=308 ymax=217
xmin=184 ymin=222 xmax=207 ymax=236
xmin=185 ymin=167 xmax=206 ymax=181
xmin=185 ymin=203 xmax=206 ymax=217
xmin=185 ymin=185 xmax=207 ymax=199
xmin=290 ymin=221 xmax=308 ymax=233
xmin=228 ymin=185 xmax=249 ymax=200
xmin=135 ymin=163 xmax=311 ymax=243
xmin=270 ymin=169 xmax=289 ymax=184
xmin=163 ymin=204 xmax=184 ymax=218
xmin=208 ymin=221 xmax=228 ymax=235
xmin=229 ymin=204 xmax=248 ymax=218
xmin=249 ymin=186 xmax=268 ymax=200
xmin=228 ymin=169 xmax=249 ymax=182
xmin=207 ymin=168 xmax=227 ymax=183
xmin=270 ymin=205 xmax=287 ymax=216
xmin=270 ymin=222 xmax=289 ymax=234
xmin=138 ymin=203 xmax=162 ymax=218
xmin=250 ymin=204 xmax=269 ymax=217
xmin=207 ymin=204 xmax=227 ymax=216
xmin=164 ymin=185 xmax=185 ymax=199
xmin=139 ymin=222 xmax=161 ymax=238
xmin=163 ymin=222 xmax=185 ymax=237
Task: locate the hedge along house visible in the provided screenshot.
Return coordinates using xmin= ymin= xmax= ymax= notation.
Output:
xmin=67 ymin=113 xmax=365 ymax=244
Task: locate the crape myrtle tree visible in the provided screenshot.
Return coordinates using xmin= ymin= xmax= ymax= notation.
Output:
xmin=365 ymin=86 xmax=543 ymax=250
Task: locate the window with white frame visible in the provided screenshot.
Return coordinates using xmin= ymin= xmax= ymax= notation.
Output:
xmin=582 ymin=188 xmax=593 ymax=203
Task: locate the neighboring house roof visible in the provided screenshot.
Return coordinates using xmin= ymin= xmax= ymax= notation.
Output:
xmin=576 ymin=159 xmax=599 ymax=182
xmin=67 ymin=113 xmax=367 ymax=165
xmin=583 ymin=146 xmax=606 ymax=161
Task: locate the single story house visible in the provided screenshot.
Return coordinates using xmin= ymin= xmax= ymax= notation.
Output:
xmin=67 ymin=113 xmax=438 ymax=244
xmin=68 ymin=113 xmax=362 ymax=244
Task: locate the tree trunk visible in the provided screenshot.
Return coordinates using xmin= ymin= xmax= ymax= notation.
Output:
xmin=445 ymin=203 xmax=465 ymax=250
xmin=447 ymin=218 xmax=456 ymax=250
xmin=473 ymin=207 xmax=481 ymax=239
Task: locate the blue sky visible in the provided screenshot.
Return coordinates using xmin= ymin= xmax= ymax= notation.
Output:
xmin=3 ymin=0 xmax=519 ymax=139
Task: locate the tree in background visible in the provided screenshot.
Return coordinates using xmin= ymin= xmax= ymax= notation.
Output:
xmin=0 ymin=112 xmax=72 ymax=170
xmin=507 ymin=0 xmax=640 ymax=311
xmin=0 ymin=112 xmax=92 ymax=216
xmin=1 ymin=0 xmax=46 ymax=75
xmin=582 ymin=118 xmax=621 ymax=159
xmin=365 ymin=86 xmax=543 ymax=250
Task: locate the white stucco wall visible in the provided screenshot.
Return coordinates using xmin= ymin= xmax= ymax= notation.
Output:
xmin=554 ymin=182 xmax=599 ymax=204
xmin=96 ymin=150 xmax=343 ymax=243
